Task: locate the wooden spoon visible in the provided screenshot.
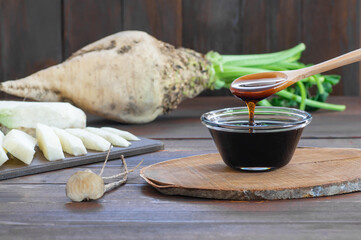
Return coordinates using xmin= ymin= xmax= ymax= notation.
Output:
xmin=230 ymin=48 xmax=361 ymax=101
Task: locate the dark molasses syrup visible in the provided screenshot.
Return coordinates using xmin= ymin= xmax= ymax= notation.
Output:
xmin=207 ymin=74 xmax=303 ymax=170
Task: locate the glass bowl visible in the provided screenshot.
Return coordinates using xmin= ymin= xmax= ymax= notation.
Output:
xmin=201 ymin=106 xmax=312 ymax=171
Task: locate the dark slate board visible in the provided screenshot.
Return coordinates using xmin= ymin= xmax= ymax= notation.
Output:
xmin=0 ymin=137 xmax=163 ymax=180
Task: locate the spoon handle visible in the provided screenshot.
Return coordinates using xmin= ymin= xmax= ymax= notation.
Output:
xmin=299 ymin=48 xmax=361 ymax=79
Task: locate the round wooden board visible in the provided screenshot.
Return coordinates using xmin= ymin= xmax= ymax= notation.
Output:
xmin=140 ymin=148 xmax=361 ymax=200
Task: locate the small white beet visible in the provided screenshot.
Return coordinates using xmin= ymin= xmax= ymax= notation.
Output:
xmin=3 ymin=129 xmax=37 ymax=165
xmin=101 ymin=127 xmax=140 ymax=141
xmin=66 ymin=169 xmax=105 ymax=202
xmin=86 ymin=127 xmax=130 ymax=147
xmin=0 ymin=131 xmax=9 ymax=166
xmin=52 ymin=127 xmax=87 ymax=156
xmin=66 ymin=128 xmax=111 ymax=152
xmin=66 ymin=155 xmax=143 ymax=202
xmin=36 ymin=123 xmax=64 ymax=161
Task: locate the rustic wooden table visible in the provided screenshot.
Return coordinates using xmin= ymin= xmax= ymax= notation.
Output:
xmin=1 ymin=96 xmax=361 ymax=240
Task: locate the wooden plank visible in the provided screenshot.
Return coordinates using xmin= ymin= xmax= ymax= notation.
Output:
xmin=0 ymin=0 xmax=62 ymax=92
xmin=239 ymin=0 xmax=268 ymax=54
xmin=1 ymin=183 xmax=361 ymax=212
xmin=238 ymin=0 xmax=301 ymax=53
xmin=2 ymin=201 xmax=361 ymax=224
xmin=302 ymin=0 xmax=360 ymax=96
xmin=182 ymin=0 xmax=300 ymax=97
xmin=0 ymin=138 xmax=163 ymax=181
xmin=63 ymin=0 xmax=122 ymax=58
xmin=1 ymin=184 xmax=361 ymax=219
xmin=182 ymin=0 xmax=241 ymax=54
xmin=123 ymin=0 xmax=182 ymax=47
xmin=266 ymin=0 xmax=302 ymax=51
xmin=0 ymin=222 xmax=361 ymax=240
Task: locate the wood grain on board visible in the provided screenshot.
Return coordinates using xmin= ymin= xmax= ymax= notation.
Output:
xmin=141 ymin=148 xmax=361 ymax=200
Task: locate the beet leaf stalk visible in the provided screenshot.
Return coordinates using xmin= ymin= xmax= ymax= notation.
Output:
xmin=206 ymin=43 xmax=346 ymax=112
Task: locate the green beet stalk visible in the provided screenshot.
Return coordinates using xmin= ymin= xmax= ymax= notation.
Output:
xmin=219 ymin=43 xmax=306 ymax=66
xmin=206 ymin=43 xmax=346 ymax=112
xmin=275 ymin=90 xmax=346 ymax=111
xmin=296 ymin=81 xmax=307 ymax=110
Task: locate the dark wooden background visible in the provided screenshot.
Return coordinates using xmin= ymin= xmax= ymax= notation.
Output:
xmin=0 ymin=0 xmax=360 ymax=96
